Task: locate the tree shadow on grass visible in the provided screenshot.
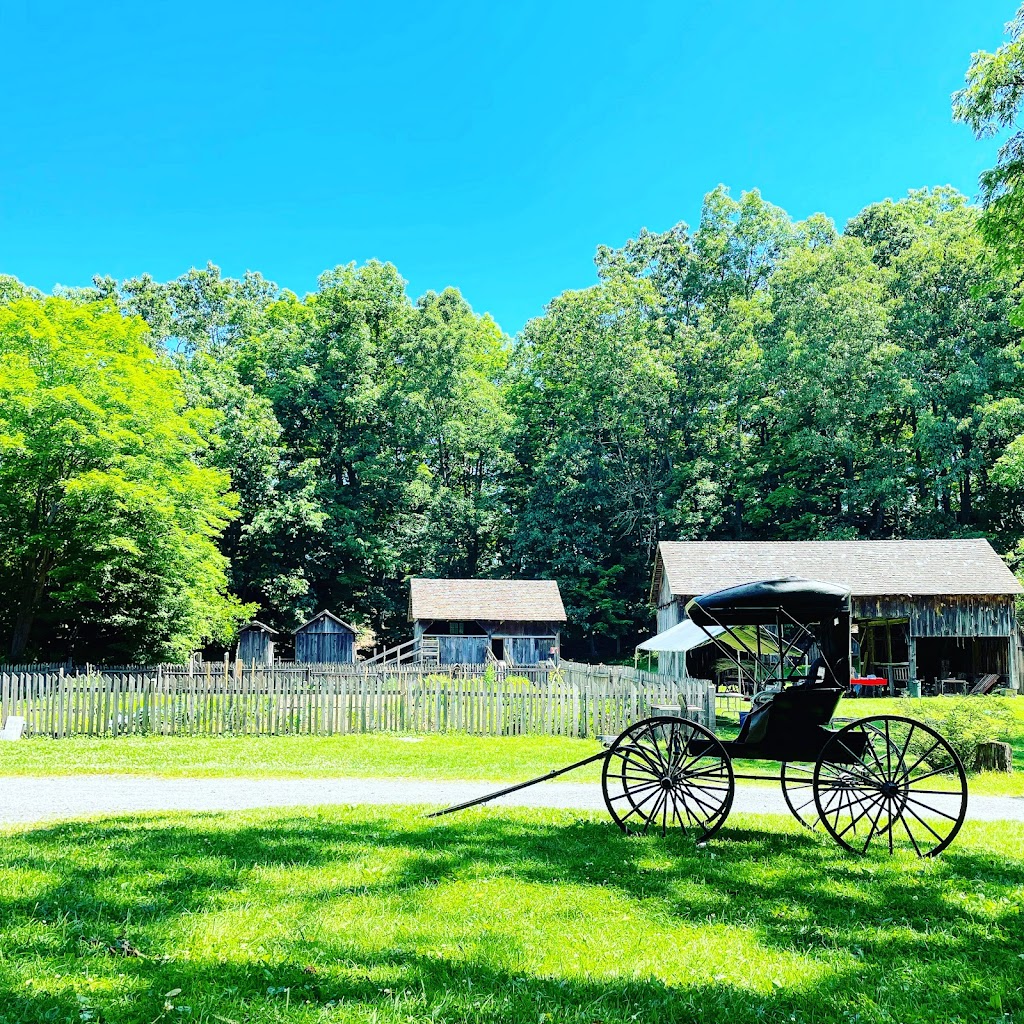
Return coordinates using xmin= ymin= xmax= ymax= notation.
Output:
xmin=0 ymin=809 xmax=1022 ymax=1022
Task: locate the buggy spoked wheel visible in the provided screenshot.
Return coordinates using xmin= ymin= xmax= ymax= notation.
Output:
xmin=783 ymin=723 xmax=897 ymax=830
xmin=813 ymin=715 xmax=968 ymax=857
xmin=780 ymin=762 xmax=819 ymax=829
xmin=602 ymin=716 xmax=734 ymax=841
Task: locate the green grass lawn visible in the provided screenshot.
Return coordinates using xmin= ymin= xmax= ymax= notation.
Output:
xmin=1 ymin=696 xmax=1021 ymax=796
xmin=0 ymin=733 xmax=610 ymax=783
xmin=1 ymin=805 xmax=1022 ymax=1024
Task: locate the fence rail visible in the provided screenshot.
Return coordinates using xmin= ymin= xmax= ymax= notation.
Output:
xmin=0 ymin=661 xmax=713 ymax=739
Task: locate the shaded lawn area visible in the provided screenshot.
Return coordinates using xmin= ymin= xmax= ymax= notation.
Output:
xmin=1 ymin=806 xmax=1022 ymax=1024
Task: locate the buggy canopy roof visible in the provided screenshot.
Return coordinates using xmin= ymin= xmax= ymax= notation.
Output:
xmin=686 ymin=577 xmax=851 ymax=627
xmin=636 ymin=619 xmax=781 ymax=655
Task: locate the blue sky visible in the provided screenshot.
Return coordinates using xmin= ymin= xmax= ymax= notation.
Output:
xmin=0 ymin=1 xmax=1012 ymax=334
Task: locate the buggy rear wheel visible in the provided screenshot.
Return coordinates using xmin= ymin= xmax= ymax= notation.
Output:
xmin=780 ymin=762 xmax=819 ymax=829
xmin=602 ymin=716 xmax=734 ymax=841
xmin=783 ymin=722 xmax=898 ymax=831
xmin=812 ymin=714 xmax=968 ymax=857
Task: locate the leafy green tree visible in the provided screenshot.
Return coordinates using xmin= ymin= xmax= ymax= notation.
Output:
xmin=0 ymin=296 xmax=248 ymax=662
xmin=396 ymin=288 xmax=512 ymax=578
xmin=848 ymin=188 xmax=1024 ymax=539
xmin=954 ymin=6 xmax=1024 ymax=276
xmin=507 ymin=278 xmax=690 ymax=653
xmin=742 ymin=231 xmax=899 ymax=537
xmin=954 ymin=14 xmax=1024 ymax=551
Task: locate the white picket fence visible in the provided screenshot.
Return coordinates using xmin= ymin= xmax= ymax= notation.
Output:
xmin=0 ymin=661 xmax=713 ymax=739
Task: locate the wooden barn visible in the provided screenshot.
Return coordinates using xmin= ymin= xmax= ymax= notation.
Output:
xmin=236 ymin=621 xmax=278 ymax=666
xmin=293 ymin=610 xmax=357 ymax=664
xmin=648 ymin=540 xmax=1023 ymax=691
xmin=408 ymin=578 xmax=566 ymax=665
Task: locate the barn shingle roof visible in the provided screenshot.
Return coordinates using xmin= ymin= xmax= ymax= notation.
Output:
xmin=654 ymin=540 xmax=1022 ymax=600
xmin=409 ymin=578 xmax=567 ymax=623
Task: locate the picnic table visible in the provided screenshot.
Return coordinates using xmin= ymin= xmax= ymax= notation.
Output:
xmin=715 ymin=691 xmax=750 ymax=713
xmin=850 ymin=676 xmax=888 ymax=696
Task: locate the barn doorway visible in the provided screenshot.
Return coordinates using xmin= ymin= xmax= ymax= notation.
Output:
xmin=491 ymin=637 xmax=505 ymax=662
xmin=914 ymin=636 xmax=1009 ymax=690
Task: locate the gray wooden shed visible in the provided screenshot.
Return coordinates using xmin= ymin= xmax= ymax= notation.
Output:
xmin=293 ymin=610 xmax=357 ymax=664
xmin=649 ymin=539 xmax=1023 ymax=690
xmin=408 ymin=578 xmax=567 ymax=665
xmin=236 ymin=621 xmax=278 ymax=666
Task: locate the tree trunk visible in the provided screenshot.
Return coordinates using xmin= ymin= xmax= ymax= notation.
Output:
xmin=974 ymin=741 xmax=1013 ymax=773
xmin=9 ymin=608 xmax=35 ymax=662
xmin=8 ymin=556 xmax=52 ymax=661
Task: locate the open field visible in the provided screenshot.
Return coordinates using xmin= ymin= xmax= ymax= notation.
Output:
xmin=1 ymin=805 xmax=1022 ymax=1024
xmin=2 ymin=695 xmax=1022 ymax=795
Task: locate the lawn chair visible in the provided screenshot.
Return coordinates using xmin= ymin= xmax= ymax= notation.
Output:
xmin=890 ymin=665 xmax=909 ymax=696
xmin=968 ymin=673 xmax=1000 ymax=695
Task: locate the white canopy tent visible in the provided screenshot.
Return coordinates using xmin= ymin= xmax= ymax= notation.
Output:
xmin=637 ymin=619 xmax=725 ymax=654
xmin=635 ymin=619 xmax=784 ymax=679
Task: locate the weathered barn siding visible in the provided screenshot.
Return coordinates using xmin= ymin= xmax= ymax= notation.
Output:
xmin=415 ymin=620 xmax=561 ymax=665
xmin=507 ymin=637 xmax=552 ymax=664
xmin=657 ymin=574 xmax=681 ymax=633
xmin=294 ymin=611 xmax=357 ymax=664
xmin=655 ymin=591 xmax=1019 ymax=685
xmin=664 ymin=594 xmax=1016 ymax=640
xmin=853 ymin=596 xmax=1015 ymax=638
xmin=438 ymin=636 xmax=488 ymax=664
xmin=295 ymin=631 xmax=353 ymax=663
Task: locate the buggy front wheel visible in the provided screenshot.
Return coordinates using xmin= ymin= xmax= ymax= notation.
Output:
xmin=812 ymin=714 xmax=968 ymax=857
xmin=602 ymin=716 xmax=734 ymax=841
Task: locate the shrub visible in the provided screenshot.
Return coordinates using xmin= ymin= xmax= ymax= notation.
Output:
xmin=900 ymin=697 xmax=1016 ymax=771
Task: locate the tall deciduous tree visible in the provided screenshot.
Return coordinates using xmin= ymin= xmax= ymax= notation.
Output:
xmin=0 ymin=296 xmax=248 ymax=662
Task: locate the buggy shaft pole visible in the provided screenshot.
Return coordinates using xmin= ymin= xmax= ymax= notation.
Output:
xmin=425 ymin=750 xmax=611 ymax=817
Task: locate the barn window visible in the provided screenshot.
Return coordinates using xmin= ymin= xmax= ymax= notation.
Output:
xmin=449 ymin=621 xmax=464 ymax=635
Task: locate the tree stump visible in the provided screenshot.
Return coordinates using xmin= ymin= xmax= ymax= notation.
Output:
xmin=975 ymin=741 xmax=1013 ymax=773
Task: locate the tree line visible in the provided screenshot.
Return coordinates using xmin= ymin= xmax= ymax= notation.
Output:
xmin=5 ymin=8 xmax=1024 ymax=664
xmin=2 ymin=184 xmax=1023 ymax=664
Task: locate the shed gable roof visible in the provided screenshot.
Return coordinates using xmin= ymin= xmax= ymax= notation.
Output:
xmin=293 ymin=610 xmax=357 ymax=635
xmin=654 ymin=540 xmax=1022 ymax=600
xmin=239 ymin=620 xmax=279 ymax=636
xmin=409 ymin=578 xmax=567 ymax=623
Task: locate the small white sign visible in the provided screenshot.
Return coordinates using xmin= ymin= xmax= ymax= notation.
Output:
xmin=0 ymin=716 xmax=26 ymax=741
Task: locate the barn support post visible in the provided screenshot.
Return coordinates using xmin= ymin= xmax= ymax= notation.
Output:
xmin=1009 ymin=629 xmax=1019 ymax=692
xmin=908 ymin=636 xmax=917 ymax=691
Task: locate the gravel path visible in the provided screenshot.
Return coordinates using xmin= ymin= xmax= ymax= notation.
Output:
xmin=1 ymin=775 xmax=1022 ymax=826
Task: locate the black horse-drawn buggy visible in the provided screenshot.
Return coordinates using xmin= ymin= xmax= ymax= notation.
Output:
xmin=433 ymin=577 xmax=969 ymax=857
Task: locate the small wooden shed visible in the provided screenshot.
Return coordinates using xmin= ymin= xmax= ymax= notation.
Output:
xmin=236 ymin=621 xmax=278 ymax=666
xmin=408 ymin=578 xmax=567 ymax=665
xmin=293 ymin=610 xmax=357 ymax=664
